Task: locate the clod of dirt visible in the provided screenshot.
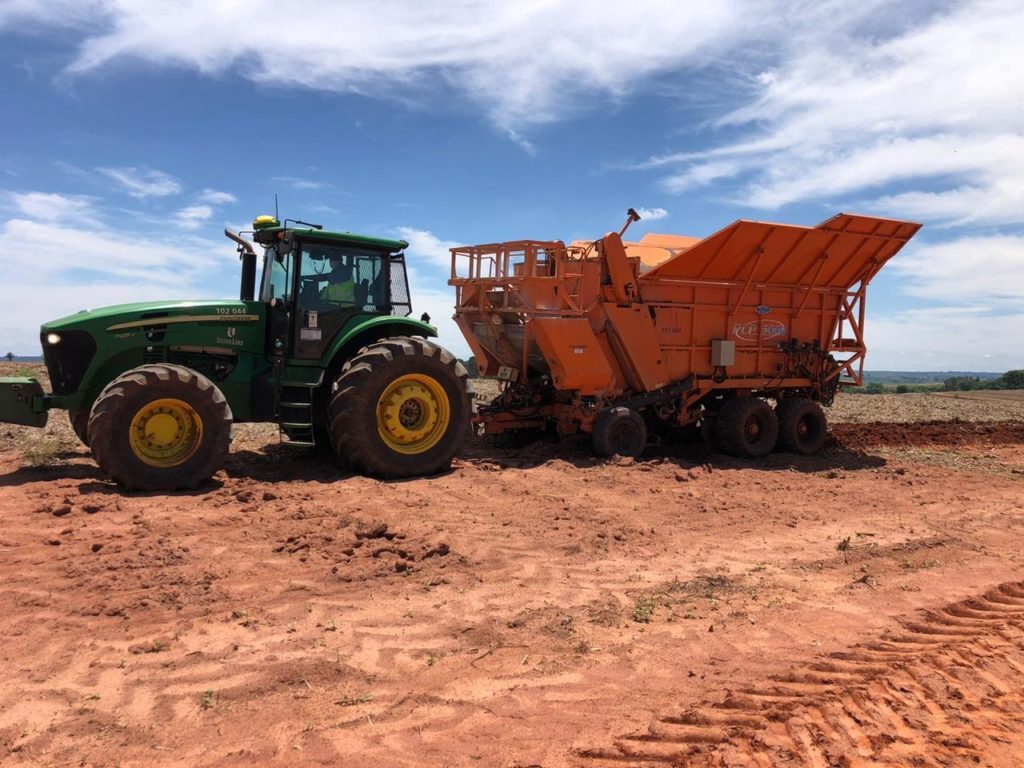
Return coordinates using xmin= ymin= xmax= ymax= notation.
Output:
xmin=356 ymin=522 xmax=389 ymax=540
xmin=235 ymin=490 xmax=255 ymax=503
xmin=262 ymin=491 xmax=278 ymax=501
xmin=82 ymin=503 xmax=102 ymax=514
xmin=128 ymin=638 xmax=171 ymax=654
xmin=45 ymin=538 xmax=60 ymax=546
xmin=423 ymin=543 xmax=450 ymax=559
xmin=52 ymin=505 xmax=72 ymax=517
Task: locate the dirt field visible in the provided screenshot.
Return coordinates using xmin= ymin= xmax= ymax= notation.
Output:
xmin=2 ymin=363 xmax=1024 ymax=767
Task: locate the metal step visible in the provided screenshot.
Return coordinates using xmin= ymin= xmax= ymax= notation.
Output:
xmin=278 ymin=382 xmax=319 ymax=447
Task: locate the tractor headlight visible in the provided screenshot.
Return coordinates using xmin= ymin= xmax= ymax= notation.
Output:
xmin=45 ymin=333 xmax=62 ymax=345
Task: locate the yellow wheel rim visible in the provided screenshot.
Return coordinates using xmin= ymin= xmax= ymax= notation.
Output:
xmin=376 ymin=374 xmax=450 ymax=455
xmin=128 ymin=398 xmax=204 ymax=468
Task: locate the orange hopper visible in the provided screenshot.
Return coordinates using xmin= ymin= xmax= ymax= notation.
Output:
xmin=449 ymin=211 xmax=920 ymax=459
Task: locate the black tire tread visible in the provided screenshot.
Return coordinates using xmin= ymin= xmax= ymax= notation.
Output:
xmin=69 ymin=409 xmax=90 ymax=447
xmin=592 ymin=407 xmax=647 ymax=458
xmin=715 ymin=397 xmax=778 ymax=459
xmin=328 ymin=336 xmax=471 ymax=479
xmin=776 ymin=396 xmax=828 ymax=454
xmin=88 ymin=364 xmax=232 ymax=491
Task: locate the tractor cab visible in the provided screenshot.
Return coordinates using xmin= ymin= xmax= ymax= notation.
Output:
xmin=244 ymin=216 xmax=412 ymax=362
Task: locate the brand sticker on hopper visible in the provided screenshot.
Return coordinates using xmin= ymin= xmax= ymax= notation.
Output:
xmin=733 ymin=320 xmax=786 ymax=341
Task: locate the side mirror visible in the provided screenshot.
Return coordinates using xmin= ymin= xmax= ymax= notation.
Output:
xmin=276 ymin=232 xmax=296 ymax=260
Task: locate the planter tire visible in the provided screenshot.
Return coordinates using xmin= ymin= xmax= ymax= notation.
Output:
xmin=715 ymin=397 xmax=778 ymax=458
xmin=592 ymin=407 xmax=647 ymax=458
xmin=776 ymin=397 xmax=828 ymax=454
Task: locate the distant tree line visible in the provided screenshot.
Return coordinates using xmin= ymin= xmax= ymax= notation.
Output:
xmin=852 ymin=369 xmax=1024 ymax=395
xmin=941 ymin=370 xmax=1024 ymax=391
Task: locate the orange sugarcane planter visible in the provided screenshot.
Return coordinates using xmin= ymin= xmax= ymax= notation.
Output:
xmin=449 ymin=210 xmax=920 ymax=459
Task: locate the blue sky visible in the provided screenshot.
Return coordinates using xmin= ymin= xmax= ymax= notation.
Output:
xmin=1 ymin=0 xmax=1022 ymax=371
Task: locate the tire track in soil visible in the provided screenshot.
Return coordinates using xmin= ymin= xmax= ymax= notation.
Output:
xmin=577 ymin=581 xmax=1024 ymax=767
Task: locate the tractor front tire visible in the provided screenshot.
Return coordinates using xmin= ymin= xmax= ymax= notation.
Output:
xmin=329 ymin=337 xmax=471 ymax=479
xmin=88 ymin=364 xmax=232 ymax=491
xmin=592 ymin=407 xmax=647 ymax=458
xmin=775 ymin=397 xmax=828 ymax=454
xmin=69 ymin=409 xmax=90 ymax=447
xmin=715 ymin=397 xmax=778 ymax=459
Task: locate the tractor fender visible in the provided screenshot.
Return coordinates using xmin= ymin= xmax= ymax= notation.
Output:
xmin=322 ymin=315 xmax=438 ymax=373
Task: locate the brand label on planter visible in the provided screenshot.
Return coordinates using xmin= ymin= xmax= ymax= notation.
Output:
xmin=733 ymin=319 xmax=786 ymax=341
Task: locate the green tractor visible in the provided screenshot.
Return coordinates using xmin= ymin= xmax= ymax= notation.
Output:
xmin=0 ymin=216 xmax=472 ymax=491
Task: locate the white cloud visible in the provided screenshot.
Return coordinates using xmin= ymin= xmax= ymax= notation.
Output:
xmin=197 ymin=188 xmax=237 ymax=205
xmin=634 ymin=206 xmax=668 ymax=222
xmin=176 ymin=204 xmax=214 ymax=230
xmin=889 ymin=235 xmax=1024 ymax=306
xmin=869 ymin=307 xmax=1024 ymax=372
xmin=98 ymin=166 xmax=182 ymax=198
xmin=0 ymin=281 xmax=198 ymax=354
xmin=0 ymin=0 xmax=100 ymax=27
xmin=865 ymin=233 xmax=1024 ymax=371
xmin=8 ymin=191 xmax=96 ymax=222
xmin=0 ymin=217 xmax=231 ymax=353
xmin=872 ymin=180 xmax=1024 ymax=229
xmin=652 ymin=0 xmax=1024 ymax=226
xmin=2 ymin=217 xmax=223 ymax=285
xmin=405 ymin=273 xmax=471 ymax=360
xmin=396 ymin=228 xmax=468 ymax=357
xmin=397 ymin=226 xmax=459 ymax=271
xmin=272 ymin=176 xmax=331 ymax=191
xmin=2 ymin=1 xmax=772 ymax=141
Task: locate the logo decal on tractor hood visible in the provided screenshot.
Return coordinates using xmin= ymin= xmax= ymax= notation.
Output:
xmin=733 ymin=319 xmax=787 ymax=342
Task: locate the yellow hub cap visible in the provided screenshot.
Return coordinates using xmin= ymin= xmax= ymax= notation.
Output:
xmin=129 ymin=398 xmax=204 ymax=468
xmin=376 ymin=374 xmax=450 ymax=455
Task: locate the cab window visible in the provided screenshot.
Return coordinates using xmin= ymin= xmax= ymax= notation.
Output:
xmin=260 ymin=248 xmax=291 ymax=303
xmin=296 ymin=244 xmax=388 ymax=313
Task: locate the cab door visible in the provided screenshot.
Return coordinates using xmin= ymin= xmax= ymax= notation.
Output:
xmin=260 ymin=245 xmax=294 ymax=358
xmin=292 ymin=243 xmax=388 ymax=360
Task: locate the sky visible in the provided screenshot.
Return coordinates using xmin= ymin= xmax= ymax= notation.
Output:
xmin=1 ymin=0 xmax=1022 ymax=371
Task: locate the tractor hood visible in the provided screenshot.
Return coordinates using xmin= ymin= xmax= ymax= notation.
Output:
xmin=42 ymin=300 xmax=257 ymax=333
xmin=37 ymin=298 xmax=266 ymax=405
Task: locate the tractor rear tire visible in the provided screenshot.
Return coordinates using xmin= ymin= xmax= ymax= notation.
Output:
xmin=328 ymin=337 xmax=471 ymax=479
xmin=69 ymin=409 xmax=90 ymax=447
xmin=715 ymin=397 xmax=778 ymax=459
xmin=88 ymin=364 xmax=232 ymax=491
xmin=592 ymin=407 xmax=647 ymax=458
xmin=775 ymin=397 xmax=828 ymax=454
